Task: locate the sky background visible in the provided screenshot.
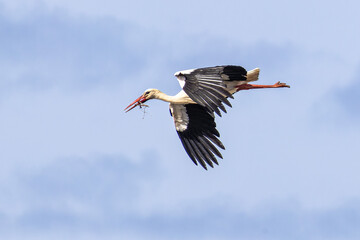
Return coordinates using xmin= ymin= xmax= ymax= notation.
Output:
xmin=0 ymin=0 xmax=360 ymax=239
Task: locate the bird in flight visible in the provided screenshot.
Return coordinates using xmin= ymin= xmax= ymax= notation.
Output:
xmin=125 ymin=65 xmax=289 ymax=170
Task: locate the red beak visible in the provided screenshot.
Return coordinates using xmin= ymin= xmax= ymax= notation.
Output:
xmin=124 ymin=95 xmax=148 ymax=112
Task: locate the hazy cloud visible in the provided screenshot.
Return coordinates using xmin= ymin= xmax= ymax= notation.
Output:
xmin=0 ymin=8 xmax=147 ymax=93
xmin=337 ymin=66 xmax=360 ymax=117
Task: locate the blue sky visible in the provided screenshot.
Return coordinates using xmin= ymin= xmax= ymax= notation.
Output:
xmin=0 ymin=0 xmax=360 ymax=239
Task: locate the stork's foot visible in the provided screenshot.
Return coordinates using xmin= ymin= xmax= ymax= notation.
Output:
xmin=273 ymin=81 xmax=290 ymax=88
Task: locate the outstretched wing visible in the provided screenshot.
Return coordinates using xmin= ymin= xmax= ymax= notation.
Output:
xmin=169 ymin=103 xmax=225 ymax=170
xmin=174 ymin=65 xmax=247 ymax=116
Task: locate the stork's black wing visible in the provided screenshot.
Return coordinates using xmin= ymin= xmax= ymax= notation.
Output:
xmin=170 ymin=103 xmax=225 ymax=170
xmin=174 ymin=65 xmax=247 ymax=116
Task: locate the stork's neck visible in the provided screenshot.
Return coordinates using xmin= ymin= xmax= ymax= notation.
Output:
xmin=154 ymin=90 xmax=195 ymax=104
xmin=153 ymin=91 xmax=174 ymax=103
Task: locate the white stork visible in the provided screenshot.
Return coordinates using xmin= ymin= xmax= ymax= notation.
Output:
xmin=125 ymin=65 xmax=289 ymax=170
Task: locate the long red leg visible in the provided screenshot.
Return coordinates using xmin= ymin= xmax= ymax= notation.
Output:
xmin=236 ymin=81 xmax=290 ymax=92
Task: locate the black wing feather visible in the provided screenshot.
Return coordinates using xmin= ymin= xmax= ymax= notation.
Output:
xmin=177 ymin=65 xmax=247 ymax=115
xmin=175 ymin=104 xmax=225 ymax=170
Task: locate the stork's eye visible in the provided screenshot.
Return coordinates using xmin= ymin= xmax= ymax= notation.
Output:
xmin=145 ymin=91 xmax=150 ymax=95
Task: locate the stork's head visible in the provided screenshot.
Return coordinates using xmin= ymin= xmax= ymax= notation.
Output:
xmin=124 ymin=88 xmax=159 ymax=112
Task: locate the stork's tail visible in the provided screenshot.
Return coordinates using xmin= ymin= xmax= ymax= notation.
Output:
xmin=246 ymin=68 xmax=260 ymax=82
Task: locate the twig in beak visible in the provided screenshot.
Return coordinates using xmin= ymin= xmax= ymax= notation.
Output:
xmin=139 ymin=102 xmax=149 ymax=119
xmin=138 ymin=101 xmax=149 ymax=109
